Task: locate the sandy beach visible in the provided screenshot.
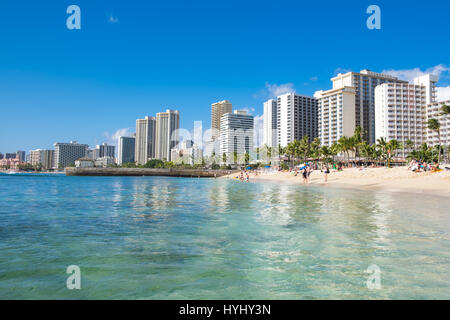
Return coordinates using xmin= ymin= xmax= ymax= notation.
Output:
xmin=222 ymin=167 xmax=450 ymax=198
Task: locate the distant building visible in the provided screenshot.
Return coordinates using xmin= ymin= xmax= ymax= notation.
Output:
xmin=426 ymin=100 xmax=450 ymax=148
xmin=155 ymin=109 xmax=180 ymax=161
xmin=171 ymin=140 xmax=203 ymax=165
xmin=75 ymin=158 xmax=95 ymax=168
xmin=118 ymin=136 xmax=135 ymax=165
xmin=330 ymin=69 xmax=408 ymax=143
xmin=94 ymin=157 xmax=115 ymax=168
xmin=96 ymin=143 xmax=115 ymax=159
xmin=135 ymin=116 xmax=156 ymax=165
xmin=211 ymin=100 xmax=232 ymax=139
xmin=29 ymin=149 xmax=55 ymax=170
xmin=315 ymin=87 xmax=356 ymax=147
xmin=220 ymin=110 xmax=254 ymax=164
xmin=375 ymin=82 xmax=427 ymax=155
xmin=414 ymin=74 xmax=438 ymax=106
xmin=276 ymin=93 xmax=318 ymax=147
xmin=5 ymin=153 xmax=17 ymax=159
xmin=263 ymin=99 xmax=277 ymax=147
xmin=0 ymin=153 xmax=3 ymax=160
xmin=16 ymin=151 xmax=26 ymax=162
xmin=54 ymin=141 xmax=88 ymax=169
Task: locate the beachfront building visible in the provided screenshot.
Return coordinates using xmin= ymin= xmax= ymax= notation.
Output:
xmin=75 ymin=158 xmax=95 ymax=168
xmin=375 ymin=82 xmax=427 ymax=155
xmin=263 ymin=99 xmax=277 ymax=148
xmin=315 ymin=87 xmax=356 ymax=147
xmin=220 ymin=110 xmax=254 ymax=164
xmin=94 ymin=157 xmax=115 ymax=168
xmin=331 ymin=70 xmax=407 ymax=144
xmin=135 ymin=116 xmax=156 ymax=165
xmin=117 ymin=136 xmax=135 ymax=165
xmin=155 ymin=109 xmax=180 ymax=161
xmin=426 ymin=100 xmax=450 ymax=147
xmin=414 ymin=74 xmax=438 ymax=106
xmin=0 ymin=158 xmax=23 ymax=171
xmin=171 ymin=140 xmax=203 ymax=165
xmin=29 ymin=149 xmax=55 ymax=170
xmin=211 ymin=100 xmax=232 ymax=140
xmin=276 ymin=93 xmax=318 ymax=147
xmin=53 ymin=141 xmax=89 ymax=169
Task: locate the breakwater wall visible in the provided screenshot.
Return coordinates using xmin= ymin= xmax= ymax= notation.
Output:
xmin=65 ymin=167 xmax=236 ymax=178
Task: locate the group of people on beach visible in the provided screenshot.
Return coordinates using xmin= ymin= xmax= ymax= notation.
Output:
xmin=291 ymin=163 xmax=330 ymax=183
xmin=408 ymin=160 xmax=441 ymax=173
xmin=236 ymin=170 xmax=249 ymax=182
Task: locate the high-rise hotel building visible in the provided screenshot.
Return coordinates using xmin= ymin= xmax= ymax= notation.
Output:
xmin=331 ymin=70 xmax=407 ymax=144
xmin=118 ymin=136 xmax=136 ymax=165
xmin=155 ymin=109 xmax=180 ymax=161
xmin=263 ymin=99 xmax=277 ymax=147
xmin=276 ymin=93 xmax=317 ymax=147
xmin=315 ymin=87 xmax=356 ymax=147
xmin=53 ymin=141 xmax=88 ymax=169
xmin=375 ymin=74 xmax=439 ymax=153
xmin=135 ymin=116 xmax=156 ymax=165
xmin=426 ymin=100 xmax=450 ymax=147
xmin=211 ymin=100 xmax=232 ymax=139
xmin=375 ymin=82 xmax=427 ymax=151
xmin=220 ymin=110 xmax=254 ymax=164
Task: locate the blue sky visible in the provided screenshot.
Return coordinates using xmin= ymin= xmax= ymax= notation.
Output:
xmin=1 ymin=0 xmax=449 ymax=152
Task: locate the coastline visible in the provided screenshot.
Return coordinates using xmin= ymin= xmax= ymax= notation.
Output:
xmin=222 ymin=167 xmax=450 ymax=199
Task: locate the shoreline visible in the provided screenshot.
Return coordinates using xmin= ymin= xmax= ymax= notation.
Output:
xmin=222 ymin=167 xmax=450 ymax=199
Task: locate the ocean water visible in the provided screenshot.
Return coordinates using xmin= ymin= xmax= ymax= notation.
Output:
xmin=0 ymin=174 xmax=449 ymax=299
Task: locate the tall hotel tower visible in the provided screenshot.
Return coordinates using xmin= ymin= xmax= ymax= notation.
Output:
xmin=155 ymin=109 xmax=180 ymax=161
xmin=118 ymin=136 xmax=136 ymax=165
xmin=220 ymin=110 xmax=254 ymax=164
xmin=375 ymin=74 xmax=439 ymax=155
xmin=263 ymin=99 xmax=277 ymax=147
xmin=330 ymin=70 xmax=407 ymax=144
xmin=276 ymin=93 xmax=318 ymax=147
xmin=135 ymin=116 xmax=156 ymax=165
xmin=211 ymin=100 xmax=232 ymax=139
xmin=315 ymin=87 xmax=356 ymax=147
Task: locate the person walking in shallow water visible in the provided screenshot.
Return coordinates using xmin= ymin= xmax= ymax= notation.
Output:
xmin=323 ymin=165 xmax=330 ymax=183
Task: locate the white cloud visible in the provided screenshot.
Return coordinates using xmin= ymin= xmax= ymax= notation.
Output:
xmin=382 ymin=64 xmax=450 ymax=83
xmin=437 ymin=86 xmax=450 ymax=102
xmin=333 ymin=67 xmax=352 ymax=76
xmin=309 ymin=76 xmax=318 ymax=82
xmin=108 ymin=14 xmax=119 ymax=24
xmin=241 ymin=107 xmax=255 ymax=115
xmin=264 ymin=82 xmax=295 ymax=98
xmin=104 ymin=128 xmax=132 ymax=147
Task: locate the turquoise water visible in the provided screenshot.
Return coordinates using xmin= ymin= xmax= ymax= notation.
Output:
xmin=0 ymin=175 xmax=449 ymax=299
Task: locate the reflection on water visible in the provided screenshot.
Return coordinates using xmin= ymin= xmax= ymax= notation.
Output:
xmin=0 ymin=175 xmax=449 ymax=299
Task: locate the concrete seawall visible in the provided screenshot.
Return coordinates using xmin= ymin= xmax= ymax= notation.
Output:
xmin=65 ymin=167 xmax=236 ymax=178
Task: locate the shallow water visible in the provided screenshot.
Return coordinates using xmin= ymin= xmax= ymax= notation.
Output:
xmin=0 ymin=175 xmax=449 ymax=299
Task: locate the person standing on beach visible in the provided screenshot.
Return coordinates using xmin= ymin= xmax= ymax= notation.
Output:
xmin=302 ymin=168 xmax=308 ymax=184
xmin=323 ymin=165 xmax=330 ymax=183
xmin=306 ymin=166 xmax=312 ymax=184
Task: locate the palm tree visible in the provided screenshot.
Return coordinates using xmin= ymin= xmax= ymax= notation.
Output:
xmin=427 ymin=118 xmax=441 ymax=164
xmin=244 ymin=152 xmax=250 ymax=165
xmin=222 ymin=152 xmax=227 ymax=164
xmin=338 ymin=136 xmax=353 ymax=163
xmin=319 ymin=145 xmax=332 ymax=164
xmin=376 ymin=137 xmax=388 ymax=166
xmin=405 ymin=139 xmax=414 ymax=159
xmin=277 ymin=144 xmax=284 ymax=164
xmin=386 ymin=139 xmax=401 ymax=166
xmin=299 ymin=136 xmax=311 ymax=163
xmin=233 ymin=151 xmax=238 ymax=165
xmin=352 ymin=126 xmax=363 ymax=160
xmin=441 ymin=104 xmax=450 ymax=116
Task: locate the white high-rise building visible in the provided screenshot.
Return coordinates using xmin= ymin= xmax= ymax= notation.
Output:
xmin=220 ymin=110 xmax=254 ymax=164
xmin=375 ymin=82 xmax=427 ymax=154
xmin=135 ymin=116 xmax=156 ymax=165
xmin=331 ymin=69 xmax=407 ymax=143
xmin=118 ymin=136 xmax=135 ymax=165
xmin=276 ymin=93 xmax=318 ymax=147
xmin=315 ymin=87 xmax=356 ymax=147
xmin=53 ymin=141 xmax=88 ymax=169
xmin=155 ymin=109 xmax=180 ymax=161
xmin=263 ymin=99 xmax=277 ymax=147
xmin=414 ymin=74 xmax=438 ymax=106
xmin=426 ymin=100 xmax=450 ymax=147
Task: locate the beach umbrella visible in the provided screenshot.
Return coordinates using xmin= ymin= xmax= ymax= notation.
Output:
xmin=264 ymin=165 xmax=271 ymax=168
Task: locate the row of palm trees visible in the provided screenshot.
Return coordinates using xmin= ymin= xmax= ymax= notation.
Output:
xmin=259 ymin=104 xmax=449 ymax=166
